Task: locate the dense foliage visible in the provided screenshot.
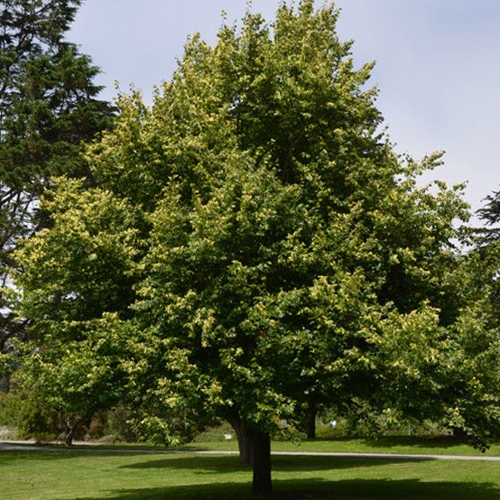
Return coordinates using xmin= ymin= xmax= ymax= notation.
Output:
xmin=5 ymin=1 xmax=500 ymax=496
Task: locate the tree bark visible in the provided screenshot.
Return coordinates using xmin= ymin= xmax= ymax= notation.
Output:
xmin=252 ymin=429 xmax=272 ymax=498
xmin=306 ymin=401 xmax=317 ymax=439
xmin=224 ymin=411 xmax=273 ymax=496
xmin=227 ymin=413 xmax=255 ymax=465
xmin=63 ymin=415 xmax=86 ymax=446
xmin=65 ymin=426 xmax=76 ymax=446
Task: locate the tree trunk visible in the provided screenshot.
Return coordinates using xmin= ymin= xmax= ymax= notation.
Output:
xmin=227 ymin=413 xmax=255 ymax=465
xmin=306 ymin=401 xmax=317 ymax=439
xmin=63 ymin=415 xmax=85 ymax=446
xmin=252 ymin=429 xmax=272 ymax=498
xmin=224 ymin=411 xmax=273 ymax=496
xmin=65 ymin=426 xmax=76 ymax=446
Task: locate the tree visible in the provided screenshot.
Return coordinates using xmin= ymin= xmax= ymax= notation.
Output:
xmin=474 ymin=187 xmax=500 ymax=325
xmin=0 ymin=0 xmax=114 ymax=358
xmin=477 ymin=188 xmax=500 ymax=245
xmin=9 ymin=1 xmax=498 ymax=497
xmin=14 ymin=313 xmax=132 ymax=445
xmin=8 ymin=178 xmax=140 ymax=444
xmin=446 ymin=190 xmax=500 ymax=444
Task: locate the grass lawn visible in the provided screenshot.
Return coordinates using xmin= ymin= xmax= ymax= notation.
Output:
xmin=1 ymin=438 xmax=500 ymax=500
xmin=181 ymin=435 xmax=500 ymax=457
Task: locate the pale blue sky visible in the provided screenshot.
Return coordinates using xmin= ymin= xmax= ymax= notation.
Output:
xmin=69 ymin=1 xmax=500 ymax=219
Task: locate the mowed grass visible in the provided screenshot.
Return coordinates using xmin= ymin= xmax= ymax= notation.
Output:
xmin=181 ymin=435 xmax=500 ymax=457
xmin=1 ymin=438 xmax=500 ymax=500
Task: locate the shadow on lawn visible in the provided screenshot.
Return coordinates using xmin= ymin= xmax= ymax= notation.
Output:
xmin=119 ymin=453 xmax=429 ymax=474
xmin=322 ymin=435 xmax=493 ymax=452
xmin=53 ymin=477 xmax=500 ymax=500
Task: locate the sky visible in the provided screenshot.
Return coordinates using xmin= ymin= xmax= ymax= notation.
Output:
xmin=69 ymin=0 xmax=500 ymax=221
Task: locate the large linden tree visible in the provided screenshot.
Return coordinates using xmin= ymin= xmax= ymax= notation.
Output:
xmin=9 ymin=1 xmax=500 ymax=496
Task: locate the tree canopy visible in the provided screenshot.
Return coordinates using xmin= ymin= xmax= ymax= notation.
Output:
xmin=7 ymin=1 xmax=500 ymax=497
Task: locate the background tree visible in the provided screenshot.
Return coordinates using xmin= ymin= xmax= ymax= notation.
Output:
xmin=0 ymin=0 xmax=114 ymax=358
xmin=474 ymin=187 xmax=500 ymax=336
xmin=9 ymin=1 xmax=499 ymax=497
xmin=8 ymin=177 xmax=140 ymax=443
xmin=477 ymin=188 xmax=500 ymax=245
xmin=443 ymin=189 xmax=500 ymax=445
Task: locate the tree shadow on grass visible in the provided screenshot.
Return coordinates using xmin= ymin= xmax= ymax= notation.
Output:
xmin=118 ymin=453 xmax=429 ymax=474
xmin=321 ymin=435 xmax=496 ymax=452
xmin=52 ymin=477 xmax=500 ymax=500
xmin=272 ymin=477 xmax=500 ymax=500
xmin=368 ymin=435 xmax=475 ymax=449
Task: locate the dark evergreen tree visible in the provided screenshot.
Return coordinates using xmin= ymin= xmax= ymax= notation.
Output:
xmin=477 ymin=189 xmax=500 ymax=245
